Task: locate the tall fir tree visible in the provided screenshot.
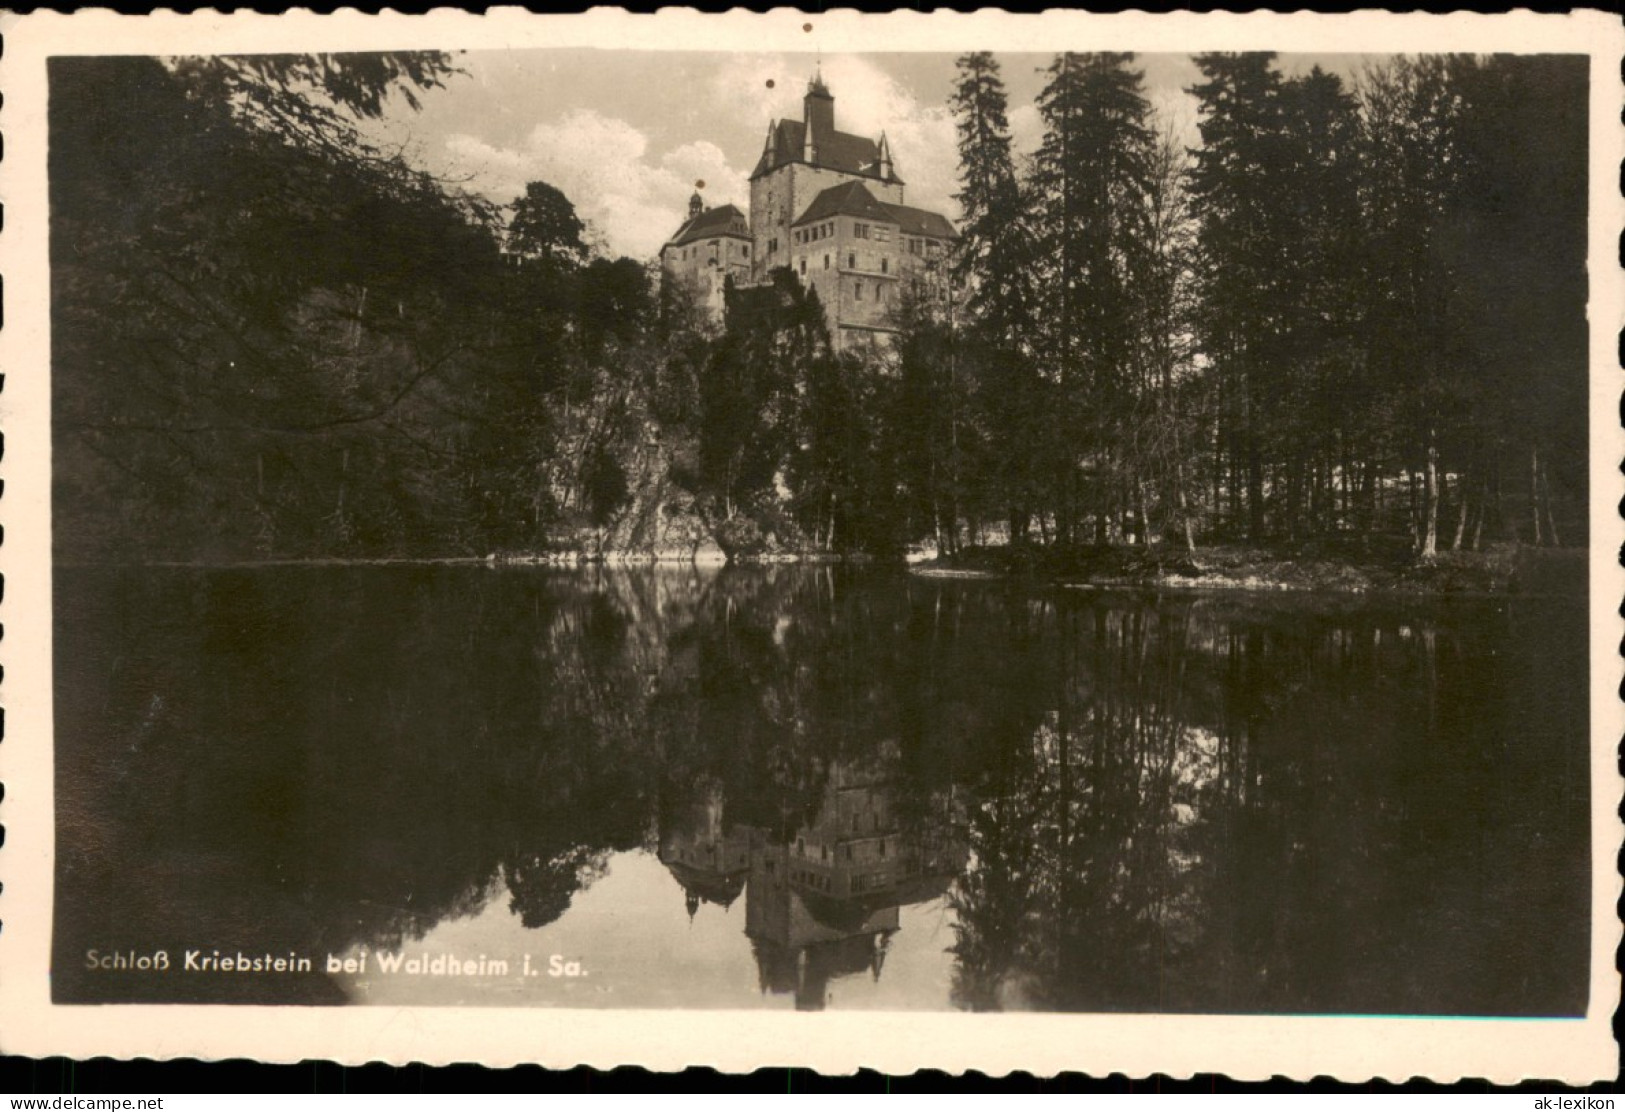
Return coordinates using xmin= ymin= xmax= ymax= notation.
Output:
xmin=950 ymin=51 xmax=1034 ymax=348
xmin=1031 ymin=52 xmax=1156 ymax=544
xmin=1272 ymin=66 xmax=1365 ymax=541
xmin=1187 ymin=52 xmax=1293 ymax=540
xmin=949 ymin=51 xmax=1042 ymax=541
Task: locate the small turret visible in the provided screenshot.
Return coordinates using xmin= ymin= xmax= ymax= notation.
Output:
xmin=688 ymin=191 xmax=704 ymax=221
xmin=877 ymin=132 xmax=894 ymax=181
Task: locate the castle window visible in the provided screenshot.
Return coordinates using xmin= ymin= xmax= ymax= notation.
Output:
xmin=848 ymin=253 xmax=855 ymax=269
xmin=854 ymin=222 xmax=869 ymax=239
xmin=799 ymin=258 xmax=806 ymax=276
xmin=855 ymin=281 xmax=863 ymax=301
xmin=881 ymin=257 xmax=888 ymax=275
xmin=874 ymin=227 xmax=890 ymax=243
xmin=824 ymin=254 xmax=830 ymax=270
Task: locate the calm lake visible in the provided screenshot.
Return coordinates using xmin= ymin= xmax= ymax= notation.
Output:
xmin=53 ymin=564 xmax=1589 ymax=1015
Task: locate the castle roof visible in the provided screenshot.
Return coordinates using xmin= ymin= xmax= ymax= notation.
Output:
xmin=792 ymin=181 xmax=958 ymax=241
xmin=751 ymin=119 xmax=897 ymax=183
xmin=665 ymin=203 xmax=750 ymax=249
xmin=662 ymin=858 xmax=747 ymax=910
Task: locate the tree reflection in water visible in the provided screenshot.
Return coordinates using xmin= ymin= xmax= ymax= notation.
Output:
xmin=54 ymin=565 xmax=1587 ymax=1015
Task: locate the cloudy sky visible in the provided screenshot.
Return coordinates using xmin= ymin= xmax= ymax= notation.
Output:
xmin=369 ymin=51 xmax=1366 ymax=260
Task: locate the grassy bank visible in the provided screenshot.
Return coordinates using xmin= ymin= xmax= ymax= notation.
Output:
xmin=911 ymin=540 xmax=1587 ymax=597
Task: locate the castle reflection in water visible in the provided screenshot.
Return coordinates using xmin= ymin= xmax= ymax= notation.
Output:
xmin=52 ymin=563 xmax=1590 ymax=1016
xmin=658 ymin=752 xmax=965 ymax=1010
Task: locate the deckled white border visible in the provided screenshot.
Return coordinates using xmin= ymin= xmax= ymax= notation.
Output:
xmin=0 ymin=7 xmax=1619 ymax=1082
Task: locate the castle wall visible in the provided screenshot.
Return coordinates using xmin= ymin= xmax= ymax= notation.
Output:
xmin=661 ymin=235 xmax=751 ymax=325
xmin=788 ymin=212 xmax=954 ymax=352
xmin=751 ymin=162 xmax=903 ymax=283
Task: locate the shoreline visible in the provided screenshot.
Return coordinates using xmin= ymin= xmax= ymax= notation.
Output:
xmin=57 ymin=549 xmax=865 ymax=571
xmin=56 ymin=541 xmax=1589 ymax=599
xmin=906 ymin=541 xmax=1587 ymax=599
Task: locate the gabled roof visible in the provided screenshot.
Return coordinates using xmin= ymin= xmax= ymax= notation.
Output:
xmin=885 ymin=204 xmax=957 ymax=241
xmin=791 ymin=181 xmax=958 ymax=241
xmin=666 ymin=203 xmax=750 ymax=249
xmin=792 ymin=180 xmax=894 ymax=227
xmin=751 ymin=119 xmax=898 ymax=183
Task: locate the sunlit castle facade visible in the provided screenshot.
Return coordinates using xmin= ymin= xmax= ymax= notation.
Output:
xmin=660 ymin=70 xmax=957 ymax=351
xmin=658 ymin=194 xmax=753 ymax=322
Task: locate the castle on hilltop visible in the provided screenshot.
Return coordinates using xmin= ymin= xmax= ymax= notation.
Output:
xmin=660 ymin=71 xmax=958 ymax=352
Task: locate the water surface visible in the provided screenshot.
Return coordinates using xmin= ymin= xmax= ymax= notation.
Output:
xmin=53 ymin=564 xmax=1589 ymax=1014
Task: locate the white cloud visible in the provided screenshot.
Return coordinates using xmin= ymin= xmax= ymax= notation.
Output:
xmin=1009 ymin=104 xmax=1044 ymax=161
xmin=425 ymin=52 xmax=1073 ymax=259
xmin=442 ymin=110 xmax=750 ymax=260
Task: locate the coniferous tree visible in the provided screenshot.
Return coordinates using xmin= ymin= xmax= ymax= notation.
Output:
xmin=1443 ymin=54 xmax=1588 ymax=548
xmin=1187 ymin=52 xmax=1296 ymax=542
xmin=1031 ymin=52 xmax=1156 ymax=544
xmin=949 ymin=51 xmax=1043 ymax=543
xmin=1273 ymin=66 xmax=1365 ymax=541
xmin=1357 ymin=56 xmax=1473 ymax=556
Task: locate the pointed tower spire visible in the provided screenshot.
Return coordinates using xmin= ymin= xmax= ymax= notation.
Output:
xmin=803 ymin=66 xmax=834 ymax=164
xmin=877 ymin=131 xmax=894 ymax=180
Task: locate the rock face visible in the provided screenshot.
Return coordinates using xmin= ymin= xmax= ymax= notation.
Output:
xmin=585 ymin=431 xmax=722 ymax=563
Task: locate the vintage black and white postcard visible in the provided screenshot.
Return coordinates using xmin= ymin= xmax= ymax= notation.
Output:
xmin=1 ymin=7 xmax=1620 ymax=1081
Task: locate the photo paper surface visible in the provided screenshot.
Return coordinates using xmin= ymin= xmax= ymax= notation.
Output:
xmin=1 ymin=7 xmax=1620 ymax=1081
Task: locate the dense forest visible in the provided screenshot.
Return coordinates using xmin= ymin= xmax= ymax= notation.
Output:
xmin=51 ymin=51 xmax=1589 ymax=564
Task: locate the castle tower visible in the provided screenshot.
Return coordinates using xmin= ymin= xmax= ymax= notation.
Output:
xmin=748 ymin=72 xmax=906 ymax=283
xmin=803 ymin=70 xmax=834 ymax=160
